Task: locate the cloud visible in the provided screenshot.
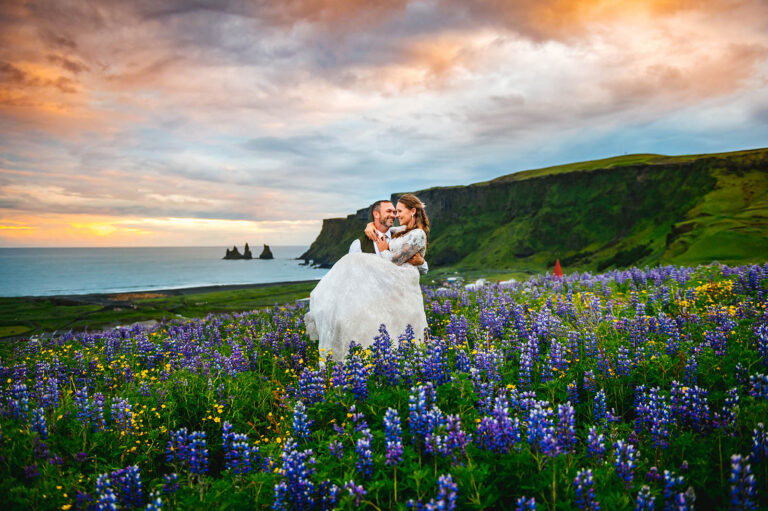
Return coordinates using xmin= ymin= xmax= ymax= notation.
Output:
xmin=1 ymin=0 xmax=767 ymax=246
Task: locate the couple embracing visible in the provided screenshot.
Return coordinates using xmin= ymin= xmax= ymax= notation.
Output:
xmin=304 ymin=194 xmax=430 ymax=361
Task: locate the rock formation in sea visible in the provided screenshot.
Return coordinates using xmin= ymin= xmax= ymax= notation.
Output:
xmin=259 ymin=244 xmax=274 ymax=259
xmin=223 ymin=243 xmax=253 ymax=260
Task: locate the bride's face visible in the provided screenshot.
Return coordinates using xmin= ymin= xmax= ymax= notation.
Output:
xmin=396 ymin=202 xmax=416 ymax=226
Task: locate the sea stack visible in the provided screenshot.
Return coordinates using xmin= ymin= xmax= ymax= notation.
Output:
xmin=223 ymin=245 xmax=242 ymax=259
xmin=223 ymin=243 xmax=253 ymax=260
xmin=259 ymin=244 xmax=274 ymax=259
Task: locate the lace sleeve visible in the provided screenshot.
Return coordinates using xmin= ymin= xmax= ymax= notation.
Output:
xmin=389 ymin=225 xmax=407 ymax=234
xmin=381 ymin=229 xmax=427 ymax=265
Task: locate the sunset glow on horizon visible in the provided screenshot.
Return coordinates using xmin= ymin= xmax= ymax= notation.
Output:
xmin=2 ymin=0 xmax=767 ymax=247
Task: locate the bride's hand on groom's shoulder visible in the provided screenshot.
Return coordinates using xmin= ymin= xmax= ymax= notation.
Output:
xmin=364 ymin=222 xmax=378 ymax=241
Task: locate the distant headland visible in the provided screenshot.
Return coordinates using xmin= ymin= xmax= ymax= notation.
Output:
xmin=223 ymin=243 xmax=274 ymax=260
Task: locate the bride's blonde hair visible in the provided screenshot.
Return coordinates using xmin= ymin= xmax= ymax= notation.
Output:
xmin=393 ymin=193 xmax=430 ymax=242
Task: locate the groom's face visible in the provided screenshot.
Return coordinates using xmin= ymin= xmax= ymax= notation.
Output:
xmin=374 ymin=201 xmax=396 ymax=229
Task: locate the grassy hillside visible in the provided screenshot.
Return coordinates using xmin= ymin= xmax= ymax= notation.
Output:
xmin=301 ymin=148 xmax=768 ymax=273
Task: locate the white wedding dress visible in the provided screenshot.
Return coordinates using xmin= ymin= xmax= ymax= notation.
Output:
xmin=304 ymin=228 xmax=428 ymax=361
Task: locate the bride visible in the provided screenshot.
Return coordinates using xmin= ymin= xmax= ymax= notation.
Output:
xmin=304 ymin=193 xmax=429 ymax=361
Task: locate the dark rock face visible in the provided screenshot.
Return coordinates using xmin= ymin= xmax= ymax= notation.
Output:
xmin=224 ymin=243 xmax=253 ymax=259
xmin=259 ymin=244 xmax=274 ymax=259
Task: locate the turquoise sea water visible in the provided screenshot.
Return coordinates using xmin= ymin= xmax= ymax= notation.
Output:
xmin=0 ymin=246 xmax=328 ymax=297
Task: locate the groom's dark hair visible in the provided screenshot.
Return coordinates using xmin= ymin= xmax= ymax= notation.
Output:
xmin=370 ymin=199 xmax=392 ymax=220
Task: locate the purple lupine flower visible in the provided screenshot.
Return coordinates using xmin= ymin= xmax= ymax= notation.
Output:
xmin=614 ymin=440 xmax=638 ymax=487
xmin=145 ymin=491 xmax=163 ymax=510
xmin=756 ymin=324 xmax=768 ymax=367
xmin=527 ymin=401 xmax=556 ymax=457
xmin=685 ymin=354 xmax=698 ymax=386
xmin=344 ymin=480 xmax=366 ymax=508
xmin=662 ymin=470 xmax=686 ymax=510
xmin=408 ymin=474 xmax=458 ymax=511
xmin=111 ymin=397 xmax=133 ymax=434
xmin=297 ymin=367 xmax=325 ymax=405
xmin=189 ymin=431 xmax=209 ymax=474
xmin=470 ymin=368 xmax=495 ymax=416
xmin=423 ymin=337 xmax=451 ymax=386
xmin=594 ymin=389 xmax=607 ymax=426
xmin=409 ymin=383 xmax=445 ymax=447
xmin=383 ymin=408 xmax=403 ymax=466
xmin=32 ymin=407 xmax=48 ymax=439
xmin=749 ymin=373 xmax=768 ymax=401
xmin=712 ymin=387 xmax=739 ymax=437
xmin=371 ymin=325 xmax=400 ymax=386
xmin=556 ymin=402 xmax=576 ymax=454
xmin=751 ymin=423 xmax=766 ymax=463
xmin=92 ymin=392 xmax=106 ymax=432
xmin=583 ymin=370 xmax=595 ymax=394
xmin=518 ymin=349 xmax=534 ymax=390
xmin=617 ymin=345 xmax=631 ymax=377
xmin=355 ymin=428 xmax=372 ymax=479
xmin=516 ymin=496 xmax=536 ymax=511
xmin=273 ymin=438 xmax=316 ymax=511
xmin=24 ymin=463 xmax=40 ymax=479
xmin=345 ymin=345 xmax=369 ymax=401
xmin=635 ymin=485 xmax=655 ymax=510
xmin=74 ymin=386 xmax=92 ymax=427
xmin=730 ymin=454 xmax=757 ymax=511
xmin=292 ymin=401 xmax=312 ymax=441
xmin=586 ymin=426 xmax=605 ymax=461
xmin=328 ymin=438 xmax=343 ymax=460
xmin=162 ymin=473 xmax=179 ymax=494
xmin=574 ymin=468 xmax=599 ymax=510
xmin=567 ymin=380 xmax=579 ymax=405
xmin=475 ymin=393 xmax=521 ymax=454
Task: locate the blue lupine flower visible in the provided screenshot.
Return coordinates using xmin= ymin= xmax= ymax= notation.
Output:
xmin=328 ymin=438 xmax=343 ymax=460
xmin=292 ymin=401 xmax=312 ymax=441
xmin=662 ymin=470 xmax=686 ymax=510
xmin=748 ymin=373 xmax=768 ymax=401
xmin=556 ymin=402 xmax=576 ymax=454
xmin=614 ymin=440 xmax=637 ymax=487
xmin=594 ymin=389 xmax=607 ymax=426
xmin=355 ymin=428 xmax=373 ymax=478
xmin=297 ymin=367 xmax=326 ymax=405
xmin=751 ymin=423 xmax=766 ymax=463
xmin=527 ymin=401 xmax=556 ymax=457
xmin=189 ymin=431 xmax=209 ymax=474
xmin=586 ymin=426 xmax=605 ymax=461
xmin=372 ymin=325 xmax=400 ymax=386
xmin=407 ymin=474 xmax=458 ymax=511
xmin=31 ymin=407 xmax=47 ymax=439
xmin=273 ymin=438 xmax=316 ymax=511
xmin=344 ymin=480 xmax=366 ymax=508
xmin=162 ymin=473 xmax=179 ymax=494
xmin=730 ymin=454 xmax=757 ymax=510
xmin=574 ymin=468 xmax=599 ymax=510
xmin=635 ymin=485 xmax=655 ymax=510
xmin=383 ymin=408 xmax=403 ymax=466
xmin=516 ymin=496 xmax=536 ymax=511
xmin=345 ymin=344 xmax=369 ymax=401
xmin=111 ymin=397 xmax=133 ymax=434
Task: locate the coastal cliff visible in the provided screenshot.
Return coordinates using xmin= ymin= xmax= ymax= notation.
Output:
xmin=300 ymin=148 xmax=768 ymax=272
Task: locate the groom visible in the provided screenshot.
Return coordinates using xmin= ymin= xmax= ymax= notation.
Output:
xmin=349 ymin=199 xmax=429 ymax=274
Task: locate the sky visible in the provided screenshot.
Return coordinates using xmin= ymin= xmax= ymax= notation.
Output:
xmin=1 ymin=0 xmax=767 ymax=247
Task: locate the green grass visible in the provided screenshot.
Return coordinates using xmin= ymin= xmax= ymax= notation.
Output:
xmin=0 ymin=282 xmax=317 ymax=339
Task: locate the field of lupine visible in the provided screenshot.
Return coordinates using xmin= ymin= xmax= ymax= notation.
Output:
xmin=1 ymin=263 xmax=767 ymax=510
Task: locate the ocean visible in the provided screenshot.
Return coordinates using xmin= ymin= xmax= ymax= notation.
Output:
xmin=0 ymin=246 xmax=328 ymax=297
